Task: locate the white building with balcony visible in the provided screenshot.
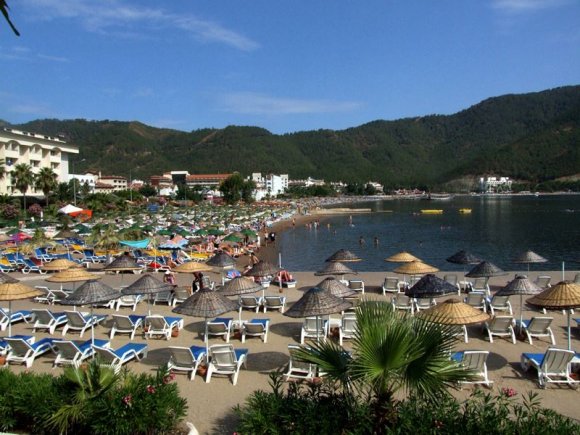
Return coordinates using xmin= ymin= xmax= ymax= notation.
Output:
xmin=0 ymin=127 xmax=79 ymax=196
xmin=479 ymin=176 xmax=513 ymax=193
xmin=251 ymin=173 xmax=288 ymax=200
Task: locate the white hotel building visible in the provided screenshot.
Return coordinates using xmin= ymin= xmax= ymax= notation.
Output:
xmin=0 ymin=128 xmax=79 ymax=196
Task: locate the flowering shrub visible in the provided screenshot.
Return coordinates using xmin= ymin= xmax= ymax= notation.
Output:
xmin=1 ymin=204 xmax=19 ymax=219
xmin=501 ymin=387 xmax=517 ymax=398
xmin=0 ymin=364 xmax=187 ymax=434
xmin=27 ymin=203 xmax=42 ymax=216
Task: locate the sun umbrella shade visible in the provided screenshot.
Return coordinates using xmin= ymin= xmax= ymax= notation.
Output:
xmin=284 ymin=287 xmax=353 ymax=318
xmin=206 ymin=252 xmax=236 ymax=268
xmin=527 ymin=281 xmax=580 ymax=310
xmin=496 ymin=275 xmax=542 ymax=296
xmin=325 ymin=249 xmax=362 ymax=263
xmin=405 ymin=274 xmax=458 ymax=298
xmin=222 ymin=234 xmax=243 ymax=243
xmin=41 ymin=259 xmax=82 ymax=271
xmin=317 ymin=277 xmax=356 ymax=298
xmin=103 ymin=255 xmax=142 ymax=271
xmin=46 ymin=268 xmax=101 ymax=283
xmin=394 ymin=261 xmax=439 ymax=275
xmin=172 ymin=288 xmax=239 ymax=318
xmin=0 ymin=282 xmax=43 ymax=301
xmin=385 ymin=251 xmax=420 ymax=263
xmin=173 ymin=262 xmax=213 ymax=273
xmin=245 ymin=261 xmax=280 ymax=277
xmin=446 ymin=250 xmax=482 ymax=265
xmin=53 ymin=229 xmax=78 ymax=239
xmin=417 ymin=299 xmax=491 ymax=325
xmin=121 ymin=273 xmax=175 ymax=295
xmin=513 ymin=250 xmax=548 ymax=264
xmin=218 ymin=277 xmax=263 ymax=296
xmin=0 ymin=274 xmax=19 ymax=284
xmin=60 ymin=280 xmax=120 ymax=306
xmin=315 ymin=261 xmax=357 ymax=276
xmin=465 ymin=261 xmax=507 ymax=278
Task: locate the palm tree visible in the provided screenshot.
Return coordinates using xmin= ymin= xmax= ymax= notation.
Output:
xmin=295 ymin=300 xmax=470 ymax=432
xmin=11 ymin=163 xmax=34 ymax=215
xmin=34 ymin=167 xmax=58 ymax=206
xmin=1 ymin=1 xmax=19 ymax=36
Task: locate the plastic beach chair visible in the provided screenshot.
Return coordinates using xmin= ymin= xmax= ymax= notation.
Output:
xmin=144 ymin=315 xmax=184 ymax=340
xmin=4 ymin=337 xmax=56 ymax=368
xmin=285 ymin=344 xmax=315 ymax=381
xmin=205 ymin=317 xmax=233 ymax=343
xmin=62 ymin=311 xmax=107 ymax=338
xmin=110 ymin=314 xmax=145 ymax=340
xmin=241 ymin=318 xmax=270 ymax=343
xmin=206 ymin=344 xmax=248 ymax=386
xmin=0 ymin=308 xmax=33 ymax=331
xmin=452 ymin=350 xmax=492 ymax=387
xmin=516 ymin=317 xmax=555 ymax=345
xmin=167 ymin=345 xmax=206 ymax=380
xmin=31 ymin=309 xmax=68 ymax=334
xmin=520 ymin=348 xmax=578 ymax=388
xmin=484 ymin=316 xmax=516 ymax=344
xmin=52 ymin=338 xmax=110 ymax=368
xmin=93 ymin=343 xmax=148 ymax=373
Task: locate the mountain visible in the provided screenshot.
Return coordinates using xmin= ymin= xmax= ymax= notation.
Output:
xmin=11 ymin=85 xmax=580 ymax=189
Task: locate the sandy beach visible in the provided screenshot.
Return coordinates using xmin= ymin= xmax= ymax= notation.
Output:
xmin=3 ymin=264 xmax=580 ymax=434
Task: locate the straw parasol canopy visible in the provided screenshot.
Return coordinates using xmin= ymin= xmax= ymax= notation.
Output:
xmin=325 ymin=249 xmax=362 ymax=263
xmin=0 ymin=282 xmax=43 ymax=336
xmin=513 ymin=250 xmax=548 ymax=265
xmin=217 ymin=277 xmax=263 ymax=296
xmin=284 ymin=287 xmax=353 ymax=318
xmin=53 ymin=229 xmax=78 ymax=239
xmin=0 ymin=274 xmax=19 ymax=284
xmin=315 ymin=261 xmax=357 ymax=276
xmin=317 ymin=277 xmax=356 ymax=298
xmin=173 ymin=288 xmax=239 ymax=355
xmin=206 ymin=251 xmax=236 ymax=269
xmin=446 ymin=250 xmax=482 ymax=265
xmin=394 ymin=260 xmax=439 ymax=275
xmin=405 ymin=274 xmax=458 ymax=299
xmin=60 ymin=280 xmax=120 ymax=306
xmin=465 ymin=261 xmax=507 ymax=278
xmin=103 ymin=254 xmax=142 ymax=272
xmin=245 ymin=261 xmax=280 ymax=277
xmin=173 ymin=261 xmax=213 ymax=274
xmin=41 ymin=259 xmax=82 ymax=272
xmin=46 ymin=268 xmax=101 ymax=283
xmin=385 ymin=251 xmax=421 ymax=263
xmin=121 ymin=273 xmax=174 ymax=295
xmin=416 ymin=299 xmax=491 ymax=325
xmin=528 ymin=281 xmax=580 ymax=350
xmin=496 ymin=275 xmax=543 ymax=334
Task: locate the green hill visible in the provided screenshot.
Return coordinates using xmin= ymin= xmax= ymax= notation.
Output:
xmin=11 ymin=85 xmax=580 ymax=189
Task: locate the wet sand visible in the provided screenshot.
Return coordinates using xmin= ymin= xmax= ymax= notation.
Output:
xmin=4 ymin=267 xmax=580 ymax=434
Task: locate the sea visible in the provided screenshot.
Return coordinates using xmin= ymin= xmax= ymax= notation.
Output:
xmin=277 ymin=195 xmax=580 ymax=273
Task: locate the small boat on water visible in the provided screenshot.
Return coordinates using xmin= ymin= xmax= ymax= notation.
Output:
xmin=459 ymin=208 xmax=472 ymax=214
xmin=421 ymin=209 xmax=444 ymax=214
xmin=425 ymin=193 xmax=454 ymax=201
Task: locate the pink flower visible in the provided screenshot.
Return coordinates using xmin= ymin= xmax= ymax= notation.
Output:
xmin=163 ymin=373 xmax=176 ymax=384
xmin=122 ymin=394 xmax=132 ymax=406
xmin=147 ymin=384 xmax=156 ymax=394
xmin=501 ymin=387 xmax=517 ymax=398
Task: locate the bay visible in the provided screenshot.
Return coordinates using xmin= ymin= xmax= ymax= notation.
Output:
xmin=277 ymin=195 xmax=580 ymax=272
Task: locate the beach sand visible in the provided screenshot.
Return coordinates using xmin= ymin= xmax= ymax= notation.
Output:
xmin=4 ymin=266 xmax=580 ymax=434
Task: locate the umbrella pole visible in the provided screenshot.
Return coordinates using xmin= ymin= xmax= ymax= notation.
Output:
xmin=567 ymin=309 xmax=571 ymax=351
xmin=205 ymin=319 xmax=210 ymax=362
xmin=562 ymin=261 xmax=565 ymax=281
xmin=519 ymin=294 xmax=524 ymax=335
xmin=91 ymin=305 xmax=95 ymax=346
xmin=8 ymin=300 xmax=12 ymax=337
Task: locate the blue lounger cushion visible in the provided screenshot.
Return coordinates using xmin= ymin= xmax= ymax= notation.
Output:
xmin=451 ymin=351 xmax=464 ymax=363
xmin=77 ymin=339 xmax=109 ymax=352
xmin=113 ymin=343 xmax=147 ymax=358
xmin=128 ymin=315 xmax=146 ymax=324
xmin=234 ymin=348 xmax=249 ymax=360
xmin=30 ymin=337 xmax=56 ymax=350
xmin=249 ymin=319 xmax=269 ymax=327
xmin=164 ymin=316 xmax=183 ymax=326
xmin=522 ymin=353 xmax=545 ymax=367
xmin=190 ymin=345 xmax=206 ymax=359
xmin=212 ymin=317 xmax=233 ymax=324
xmin=0 ymin=335 xmax=33 ymax=349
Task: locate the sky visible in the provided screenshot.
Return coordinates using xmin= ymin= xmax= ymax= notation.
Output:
xmin=1 ymin=0 xmax=579 ymax=134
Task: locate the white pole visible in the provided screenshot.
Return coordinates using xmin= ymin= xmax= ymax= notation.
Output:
xmin=567 ymin=309 xmax=571 ymax=351
xmin=562 ymin=261 xmax=565 ymax=281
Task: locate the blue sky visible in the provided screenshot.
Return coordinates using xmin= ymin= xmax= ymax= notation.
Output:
xmin=1 ymin=0 xmax=579 ymax=134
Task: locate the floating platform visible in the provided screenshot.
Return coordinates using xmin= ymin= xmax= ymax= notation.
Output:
xmin=459 ymin=208 xmax=472 ymax=214
xmin=420 ymin=209 xmax=444 ymax=214
xmin=312 ymin=208 xmax=372 ymax=215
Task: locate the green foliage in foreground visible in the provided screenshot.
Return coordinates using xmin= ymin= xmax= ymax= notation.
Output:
xmin=0 ymin=362 xmax=187 ymax=434
xmin=235 ymin=372 xmax=580 ymax=435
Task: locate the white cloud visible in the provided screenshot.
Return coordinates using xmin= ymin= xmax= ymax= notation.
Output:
xmin=491 ymin=0 xmax=570 ymax=13
xmin=22 ymin=0 xmax=259 ymax=51
xmin=217 ymin=92 xmax=362 ymax=115
xmin=0 ymin=46 xmax=68 ymax=63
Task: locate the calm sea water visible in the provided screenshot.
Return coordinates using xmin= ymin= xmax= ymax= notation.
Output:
xmin=277 ymin=195 xmax=580 ymax=272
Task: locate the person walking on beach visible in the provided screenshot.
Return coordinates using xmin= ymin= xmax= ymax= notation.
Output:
xmin=359 ymin=236 xmax=365 ymax=246
xmin=374 ymin=236 xmax=379 ymax=247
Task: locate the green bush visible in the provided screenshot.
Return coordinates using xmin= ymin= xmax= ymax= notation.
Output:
xmin=235 ymin=374 xmax=580 ymax=435
xmin=0 ymin=363 xmax=187 ymax=434
xmin=235 ymin=372 xmax=372 ymax=434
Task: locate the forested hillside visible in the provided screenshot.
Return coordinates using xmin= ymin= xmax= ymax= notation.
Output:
xmin=8 ymin=85 xmax=580 ymax=189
